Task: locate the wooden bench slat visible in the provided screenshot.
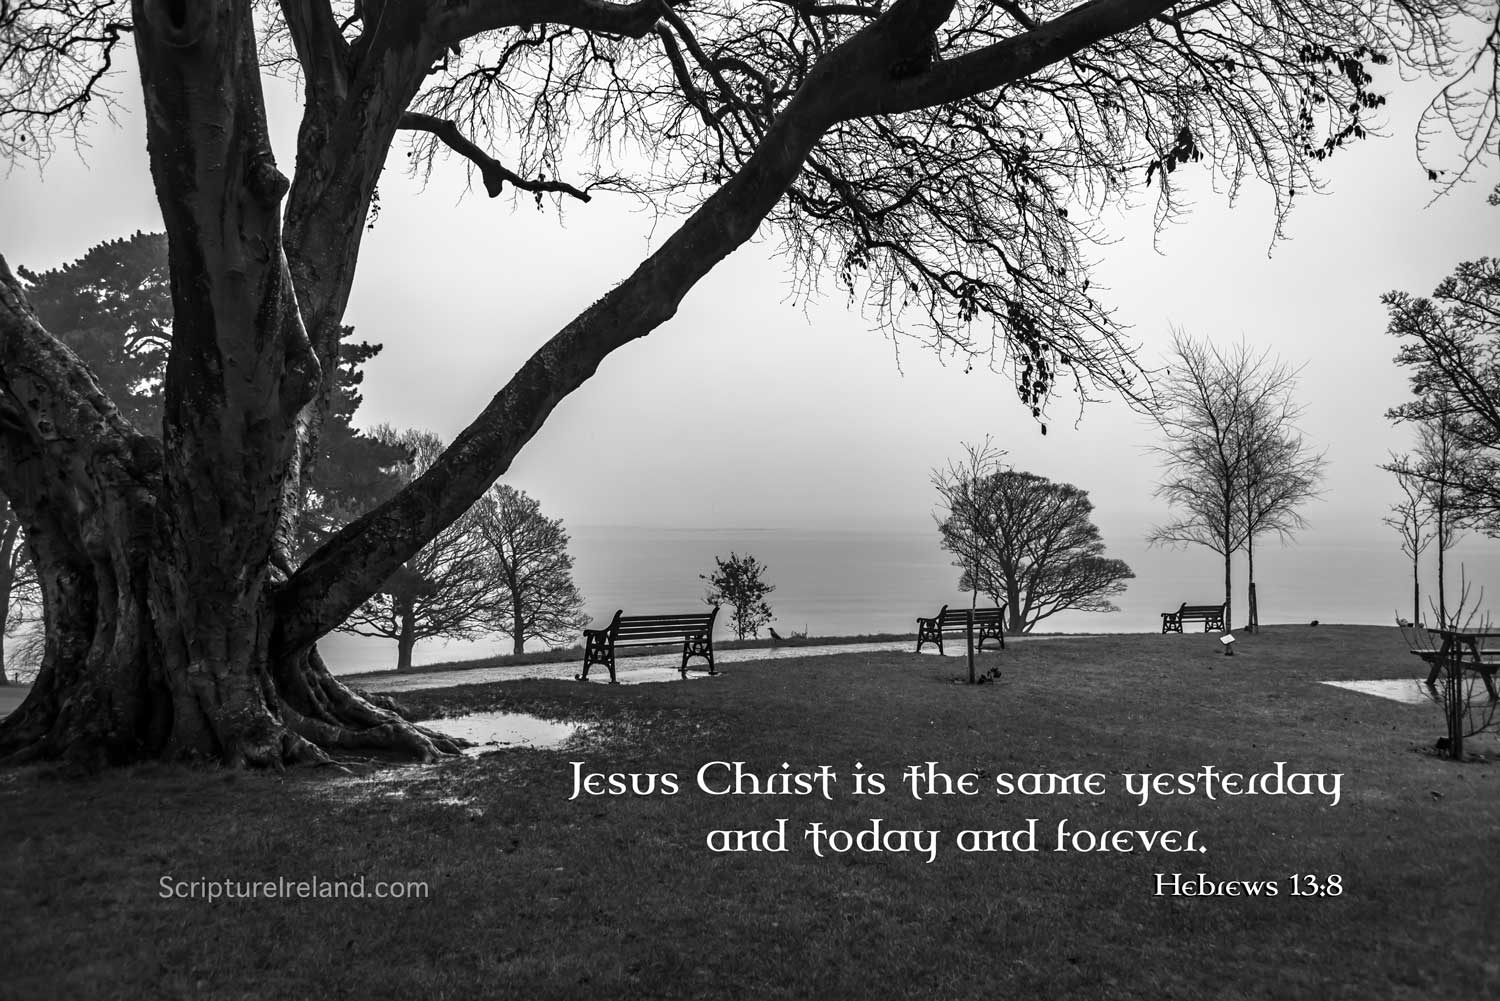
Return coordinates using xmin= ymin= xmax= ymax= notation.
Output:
xmin=613 ymin=629 xmax=712 ymax=642
xmin=615 ymin=618 xmax=714 ymax=629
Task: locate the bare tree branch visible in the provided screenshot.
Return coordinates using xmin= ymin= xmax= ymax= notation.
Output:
xmin=399 ymin=111 xmax=594 ymax=200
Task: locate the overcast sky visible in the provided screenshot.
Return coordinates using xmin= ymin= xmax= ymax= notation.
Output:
xmin=2 ymin=58 xmax=1497 ymax=577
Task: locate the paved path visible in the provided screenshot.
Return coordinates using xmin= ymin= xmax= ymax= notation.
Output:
xmin=350 ymin=640 xmax=920 ymax=691
xmin=346 ymin=636 xmax=1075 ymax=693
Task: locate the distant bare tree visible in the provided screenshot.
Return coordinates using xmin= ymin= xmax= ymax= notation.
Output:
xmin=0 ymin=495 xmax=37 ymax=685
xmin=1238 ymin=381 xmax=1327 ymax=631
xmin=1384 ymin=460 xmax=1434 ymax=625
xmin=474 ymin=485 xmax=588 ymax=656
xmin=937 ymin=464 xmax=1134 ymax=634
xmin=1149 ymin=331 xmax=1322 ymax=630
xmin=931 ymin=438 xmax=1009 ymax=613
xmin=1409 ymin=413 xmax=1471 ymax=627
xmin=337 ymin=429 xmax=492 ymax=671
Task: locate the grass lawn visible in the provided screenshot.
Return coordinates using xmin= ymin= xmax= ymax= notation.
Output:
xmin=4 ymin=625 xmax=1498 ymax=1000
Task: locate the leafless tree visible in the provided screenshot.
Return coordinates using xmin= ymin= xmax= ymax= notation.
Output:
xmin=937 ymin=461 xmax=1134 ymax=633
xmin=473 ymin=484 xmax=589 ymax=656
xmin=1422 ymin=569 xmax=1495 ymax=760
xmin=0 ymin=494 xmax=38 ymax=685
xmin=1148 ymin=331 xmax=1323 ymax=630
xmin=1408 ymin=413 xmax=1472 ymax=626
xmin=0 ymin=0 xmax=1495 ymax=765
xmin=1384 ymin=459 xmax=1434 ymax=625
xmin=931 ymin=438 xmax=1008 ymax=612
xmin=1238 ymin=374 xmax=1326 ymax=631
xmin=337 ymin=429 xmax=493 ymax=671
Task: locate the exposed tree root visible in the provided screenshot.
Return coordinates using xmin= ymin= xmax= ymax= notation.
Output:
xmin=0 ymin=642 xmax=469 ymax=769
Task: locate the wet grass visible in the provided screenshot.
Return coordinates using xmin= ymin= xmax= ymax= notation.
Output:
xmin=4 ymin=624 xmax=1499 ymax=1000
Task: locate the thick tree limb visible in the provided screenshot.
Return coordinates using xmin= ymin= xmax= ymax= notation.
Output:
xmin=432 ymin=0 xmax=685 ymax=45
xmin=849 ymin=0 xmax=1181 ymax=119
xmin=399 ymin=112 xmax=593 ymax=200
xmin=0 ymin=255 xmax=154 ymax=498
xmin=278 ymin=0 xmax=351 ymax=114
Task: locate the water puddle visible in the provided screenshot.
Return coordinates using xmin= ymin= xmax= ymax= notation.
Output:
xmin=419 ymin=711 xmax=584 ymax=755
xmin=1321 ymin=678 xmax=1436 ymax=705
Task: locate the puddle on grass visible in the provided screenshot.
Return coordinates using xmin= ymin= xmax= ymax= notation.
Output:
xmin=1322 ymin=678 xmax=1440 ymax=705
xmin=420 ymin=711 xmax=584 ymax=755
xmin=355 ymin=661 xmax=727 ymax=691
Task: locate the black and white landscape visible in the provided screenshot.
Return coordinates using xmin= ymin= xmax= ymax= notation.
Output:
xmin=1 ymin=2 xmax=1498 ymax=998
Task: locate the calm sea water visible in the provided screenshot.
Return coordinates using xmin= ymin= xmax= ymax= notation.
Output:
xmin=322 ymin=525 xmax=1500 ymax=675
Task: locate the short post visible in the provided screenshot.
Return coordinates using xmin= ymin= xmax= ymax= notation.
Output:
xmin=1445 ymin=638 xmax=1464 ymax=760
xmin=966 ymin=609 xmax=976 ymax=684
xmin=1220 ymin=633 xmax=1236 ymax=657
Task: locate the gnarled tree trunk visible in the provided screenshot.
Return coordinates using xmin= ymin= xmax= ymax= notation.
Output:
xmin=0 ymin=2 xmax=460 ymax=767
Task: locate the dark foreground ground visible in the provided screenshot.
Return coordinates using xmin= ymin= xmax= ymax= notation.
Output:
xmin=3 ymin=625 xmax=1497 ymax=1000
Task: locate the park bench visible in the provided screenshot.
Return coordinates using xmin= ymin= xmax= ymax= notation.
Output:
xmin=1160 ymin=602 xmax=1226 ymax=634
xmin=915 ymin=604 xmax=1006 ymax=655
xmin=579 ymin=606 xmax=719 ymax=684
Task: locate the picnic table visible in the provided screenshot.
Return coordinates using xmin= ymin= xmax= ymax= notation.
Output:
xmin=1427 ymin=628 xmax=1500 ymax=702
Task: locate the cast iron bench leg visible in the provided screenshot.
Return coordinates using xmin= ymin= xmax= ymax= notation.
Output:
xmin=680 ymin=633 xmax=715 ymax=678
xmin=580 ymin=630 xmax=618 ymax=684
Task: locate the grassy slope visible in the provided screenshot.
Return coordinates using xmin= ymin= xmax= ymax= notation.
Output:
xmin=4 ymin=625 xmax=1498 ymax=1000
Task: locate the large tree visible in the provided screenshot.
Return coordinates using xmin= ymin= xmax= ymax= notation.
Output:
xmin=938 ymin=466 xmax=1134 ymax=634
xmin=0 ymin=0 xmax=1495 ymax=766
xmin=473 ymin=484 xmax=589 ymax=657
